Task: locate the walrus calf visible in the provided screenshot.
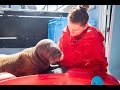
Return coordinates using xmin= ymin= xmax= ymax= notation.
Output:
xmin=0 ymin=39 xmax=63 ymax=77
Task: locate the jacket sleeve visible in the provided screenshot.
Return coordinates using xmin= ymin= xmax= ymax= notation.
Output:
xmin=81 ymin=38 xmax=108 ymax=79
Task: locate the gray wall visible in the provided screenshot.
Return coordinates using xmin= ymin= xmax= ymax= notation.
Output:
xmin=108 ymin=5 xmax=120 ymax=80
xmin=88 ymin=5 xmax=100 ymax=28
xmin=62 ymin=5 xmax=100 ymax=28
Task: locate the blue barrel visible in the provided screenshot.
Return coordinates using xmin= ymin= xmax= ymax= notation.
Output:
xmin=88 ymin=18 xmax=96 ymax=27
xmin=48 ymin=19 xmax=56 ymax=41
xmin=48 ymin=17 xmax=68 ymax=44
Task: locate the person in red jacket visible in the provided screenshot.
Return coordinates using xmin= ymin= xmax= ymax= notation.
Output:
xmin=58 ymin=6 xmax=108 ymax=79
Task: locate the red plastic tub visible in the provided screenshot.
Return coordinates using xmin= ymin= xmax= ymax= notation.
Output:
xmin=0 ymin=68 xmax=119 ymax=85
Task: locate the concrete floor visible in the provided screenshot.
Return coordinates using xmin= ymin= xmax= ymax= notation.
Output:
xmin=0 ymin=48 xmax=25 ymax=55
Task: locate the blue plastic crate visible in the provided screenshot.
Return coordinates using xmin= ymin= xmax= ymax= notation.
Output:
xmin=48 ymin=17 xmax=68 ymax=44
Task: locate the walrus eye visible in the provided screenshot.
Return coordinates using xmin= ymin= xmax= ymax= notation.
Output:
xmin=56 ymin=50 xmax=60 ymax=54
xmin=54 ymin=49 xmax=63 ymax=60
xmin=56 ymin=48 xmax=61 ymax=54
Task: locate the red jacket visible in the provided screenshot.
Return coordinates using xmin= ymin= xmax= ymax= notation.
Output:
xmin=58 ymin=24 xmax=108 ymax=79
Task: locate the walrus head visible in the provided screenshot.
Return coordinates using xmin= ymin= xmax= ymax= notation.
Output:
xmin=34 ymin=39 xmax=63 ymax=65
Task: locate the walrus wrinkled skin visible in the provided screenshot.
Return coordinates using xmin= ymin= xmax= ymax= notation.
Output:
xmin=0 ymin=39 xmax=63 ymax=77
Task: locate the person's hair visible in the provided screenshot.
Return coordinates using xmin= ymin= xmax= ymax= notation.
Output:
xmin=68 ymin=6 xmax=89 ymax=26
